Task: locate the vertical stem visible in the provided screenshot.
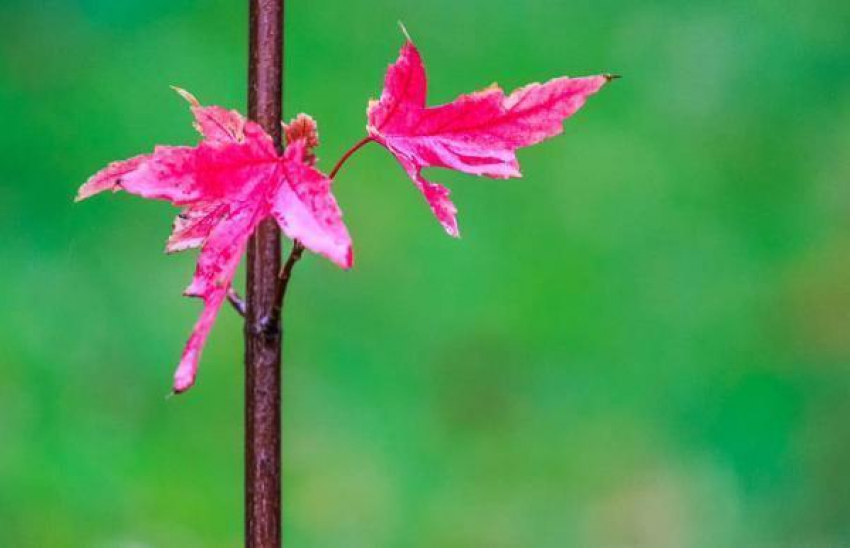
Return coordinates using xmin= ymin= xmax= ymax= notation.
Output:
xmin=246 ymin=0 xmax=283 ymax=547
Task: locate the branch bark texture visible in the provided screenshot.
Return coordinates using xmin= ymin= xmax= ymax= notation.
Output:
xmin=245 ymin=0 xmax=284 ymax=546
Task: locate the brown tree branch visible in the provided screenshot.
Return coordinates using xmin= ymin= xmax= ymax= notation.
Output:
xmin=245 ymin=0 xmax=284 ymax=546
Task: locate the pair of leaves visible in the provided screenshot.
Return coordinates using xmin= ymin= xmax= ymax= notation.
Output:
xmin=78 ymin=35 xmax=611 ymax=393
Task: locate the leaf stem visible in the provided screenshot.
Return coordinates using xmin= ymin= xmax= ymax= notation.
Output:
xmin=329 ymin=136 xmax=373 ymax=179
xmin=268 ymin=241 xmax=304 ymax=328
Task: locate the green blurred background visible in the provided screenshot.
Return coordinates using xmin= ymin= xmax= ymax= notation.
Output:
xmin=1 ymin=0 xmax=849 ymax=546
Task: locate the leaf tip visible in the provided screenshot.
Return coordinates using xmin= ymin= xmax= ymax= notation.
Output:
xmin=171 ymin=86 xmax=200 ymax=107
xmin=398 ymin=21 xmax=412 ymax=43
xmin=172 ymin=375 xmax=194 ymax=394
xmin=74 ymin=182 xmax=102 ymax=202
xmin=164 ymin=240 xmax=184 ymax=254
xmin=443 ymin=221 xmax=460 ymax=238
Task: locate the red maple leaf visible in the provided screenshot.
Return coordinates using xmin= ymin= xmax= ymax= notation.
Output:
xmin=77 ymin=89 xmax=352 ymax=393
xmin=367 ymin=35 xmax=614 ymax=236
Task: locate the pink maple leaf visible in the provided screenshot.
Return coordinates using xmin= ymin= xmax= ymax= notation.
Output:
xmin=367 ymin=35 xmax=614 ymax=236
xmin=77 ymin=88 xmax=352 ymax=393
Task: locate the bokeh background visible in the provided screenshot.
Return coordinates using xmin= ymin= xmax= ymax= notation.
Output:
xmin=2 ymin=0 xmax=849 ymax=546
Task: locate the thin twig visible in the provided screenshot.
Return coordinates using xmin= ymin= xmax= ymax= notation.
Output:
xmin=227 ymin=288 xmax=246 ymax=317
xmin=329 ymin=136 xmax=373 ymax=179
xmin=268 ymin=241 xmax=304 ymax=328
